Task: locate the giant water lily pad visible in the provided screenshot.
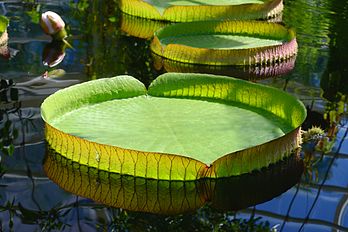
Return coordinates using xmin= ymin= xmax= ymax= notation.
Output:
xmin=119 ymin=0 xmax=283 ymax=21
xmin=41 ymin=73 xmax=306 ymax=180
xmin=151 ymin=21 xmax=297 ymax=65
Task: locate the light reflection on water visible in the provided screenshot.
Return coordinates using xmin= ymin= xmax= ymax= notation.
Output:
xmin=0 ymin=0 xmax=348 ymax=231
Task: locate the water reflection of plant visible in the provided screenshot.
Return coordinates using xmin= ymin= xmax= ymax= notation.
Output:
xmin=117 ymin=206 xmax=273 ymax=231
xmin=0 ymin=201 xmax=274 ymax=231
xmin=1 ymin=199 xmax=76 ymax=231
xmin=0 ymin=80 xmax=18 ymax=179
xmin=0 ymin=79 xmax=18 ymax=157
xmin=301 ymin=94 xmax=346 ymax=184
xmin=69 ymin=0 xmax=159 ymax=85
xmin=283 ymin=0 xmax=331 ymax=86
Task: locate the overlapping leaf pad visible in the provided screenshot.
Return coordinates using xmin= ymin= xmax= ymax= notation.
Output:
xmin=41 ymin=73 xmax=306 ymax=180
xmin=119 ymin=0 xmax=283 ymax=21
xmin=151 ymin=21 xmax=297 ymax=65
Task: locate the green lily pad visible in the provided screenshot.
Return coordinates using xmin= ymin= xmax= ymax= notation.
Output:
xmin=151 ymin=21 xmax=297 ymax=65
xmin=120 ymin=11 xmax=283 ymax=40
xmin=119 ymin=0 xmax=283 ymax=21
xmin=41 ymin=73 xmax=306 ymax=180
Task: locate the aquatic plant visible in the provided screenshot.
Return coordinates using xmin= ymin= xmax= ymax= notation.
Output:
xmin=41 ymin=73 xmax=306 ymax=180
xmin=40 ymin=11 xmax=67 ymax=41
xmin=119 ymin=0 xmax=283 ymax=22
xmin=151 ymin=21 xmax=297 ymax=65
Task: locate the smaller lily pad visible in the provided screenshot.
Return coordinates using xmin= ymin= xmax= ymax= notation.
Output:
xmin=150 ymin=20 xmax=297 ymax=65
xmin=41 ymin=73 xmax=306 ymax=181
xmin=119 ymin=0 xmax=283 ymax=21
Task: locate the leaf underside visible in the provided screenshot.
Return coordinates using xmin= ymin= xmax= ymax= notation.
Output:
xmin=41 ymin=73 xmax=306 ymax=180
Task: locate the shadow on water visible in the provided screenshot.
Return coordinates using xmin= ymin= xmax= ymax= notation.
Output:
xmin=44 ymin=148 xmax=303 ymax=215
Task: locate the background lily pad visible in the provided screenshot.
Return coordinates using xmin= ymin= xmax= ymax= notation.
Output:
xmin=119 ymin=0 xmax=283 ymax=21
xmin=41 ymin=73 xmax=306 ymax=180
xmin=151 ymin=21 xmax=297 ymax=65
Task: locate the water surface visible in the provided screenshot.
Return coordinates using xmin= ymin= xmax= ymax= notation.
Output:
xmin=1 ymin=0 xmax=348 ymax=231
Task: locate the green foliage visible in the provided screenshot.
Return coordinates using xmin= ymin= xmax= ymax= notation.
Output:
xmin=0 ymin=15 xmax=9 ymax=33
xmin=119 ymin=0 xmax=283 ymax=21
xmin=0 ymin=121 xmax=17 ymax=156
xmin=25 ymin=4 xmax=41 ymax=24
xmin=151 ymin=21 xmax=297 ymax=65
xmin=42 ymin=73 xmax=305 ymax=180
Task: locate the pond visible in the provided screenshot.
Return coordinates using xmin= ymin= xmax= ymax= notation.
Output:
xmin=0 ymin=0 xmax=348 ymax=231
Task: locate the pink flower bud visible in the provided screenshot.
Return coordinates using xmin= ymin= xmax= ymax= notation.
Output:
xmin=40 ymin=11 xmax=65 ymax=36
xmin=0 ymin=31 xmax=10 ymax=59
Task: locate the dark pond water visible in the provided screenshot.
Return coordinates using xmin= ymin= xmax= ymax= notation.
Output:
xmin=1 ymin=0 xmax=348 ymax=231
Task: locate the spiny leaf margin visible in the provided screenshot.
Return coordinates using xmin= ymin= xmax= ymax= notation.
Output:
xmin=119 ymin=0 xmax=283 ymax=22
xmin=150 ymin=20 xmax=297 ymax=65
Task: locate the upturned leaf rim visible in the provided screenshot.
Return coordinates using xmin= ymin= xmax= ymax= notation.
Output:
xmin=41 ymin=73 xmax=306 ymax=180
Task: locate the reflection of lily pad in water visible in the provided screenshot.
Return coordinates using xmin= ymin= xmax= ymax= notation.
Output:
xmin=120 ymin=13 xmax=167 ymax=39
xmin=151 ymin=21 xmax=297 ymax=65
xmin=44 ymin=149 xmax=303 ymax=214
xmin=152 ymin=53 xmax=296 ymax=80
xmin=119 ymin=0 xmax=283 ymax=21
xmin=41 ymin=73 xmax=306 ymax=180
